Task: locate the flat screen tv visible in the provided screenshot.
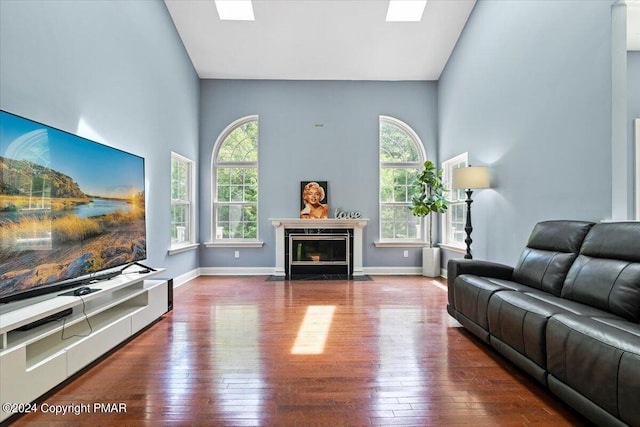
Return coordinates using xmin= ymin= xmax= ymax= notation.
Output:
xmin=0 ymin=110 xmax=146 ymax=304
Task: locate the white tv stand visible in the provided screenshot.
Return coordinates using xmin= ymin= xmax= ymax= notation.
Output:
xmin=0 ymin=270 xmax=168 ymax=422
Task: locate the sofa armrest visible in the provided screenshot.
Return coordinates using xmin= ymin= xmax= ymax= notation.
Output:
xmin=448 ymin=258 xmax=514 ymax=281
xmin=447 ymin=258 xmax=514 ymax=308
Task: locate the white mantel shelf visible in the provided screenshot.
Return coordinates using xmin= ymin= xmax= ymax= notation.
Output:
xmin=270 ymin=218 xmax=369 ymax=229
xmin=270 ymin=218 xmax=369 ymax=277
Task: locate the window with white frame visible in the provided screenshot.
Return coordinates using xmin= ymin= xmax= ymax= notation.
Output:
xmin=379 ymin=116 xmax=426 ymax=241
xmin=171 ymin=152 xmax=195 ymax=248
xmin=441 ymin=153 xmax=468 ymax=249
xmin=212 ymin=116 xmax=259 ymax=242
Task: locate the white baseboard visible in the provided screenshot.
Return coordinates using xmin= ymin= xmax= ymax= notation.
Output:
xmin=177 ymin=266 xmax=445 ymax=282
xmin=363 ymin=266 xmax=423 ymax=275
xmin=172 ymin=268 xmax=200 ymax=288
xmin=199 ymin=267 xmax=276 ymax=276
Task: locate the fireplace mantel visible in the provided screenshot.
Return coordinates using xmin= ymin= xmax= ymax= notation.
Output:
xmin=270 ymin=218 xmax=369 ymax=277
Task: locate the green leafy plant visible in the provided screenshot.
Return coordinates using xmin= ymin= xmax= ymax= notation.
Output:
xmin=410 ymin=160 xmax=448 ymax=247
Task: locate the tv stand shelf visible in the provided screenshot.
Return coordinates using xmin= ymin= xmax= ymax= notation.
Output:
xmin=0 ymin=270 xmax=168 ymax=422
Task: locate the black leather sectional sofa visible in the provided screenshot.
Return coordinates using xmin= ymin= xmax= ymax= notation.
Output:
xmin=447 ymin=220 xmax=640 ymax=427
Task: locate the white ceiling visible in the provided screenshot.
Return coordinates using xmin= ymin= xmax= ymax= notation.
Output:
xmin=164 ymin=0 xmax=476 ymax=81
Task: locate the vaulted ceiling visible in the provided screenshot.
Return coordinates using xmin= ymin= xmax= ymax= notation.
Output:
xmin=164 ymin=0 xmax=476 ymax=80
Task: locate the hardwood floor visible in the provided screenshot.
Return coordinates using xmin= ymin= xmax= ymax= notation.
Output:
xmin=7 ymin=276 xmax=590 ymax=426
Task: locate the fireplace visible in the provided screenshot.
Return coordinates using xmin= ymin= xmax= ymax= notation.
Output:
xmin=271 ymin=218 xmax=368 ymax=278
xmin=287 ymin=231 xmax=351 ymax=278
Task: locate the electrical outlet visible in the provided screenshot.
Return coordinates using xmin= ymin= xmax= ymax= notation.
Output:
xmin=234 ymin=250 xmax=240 ymax=259
xmin=403 ymin=250 xmax=409 ymax=258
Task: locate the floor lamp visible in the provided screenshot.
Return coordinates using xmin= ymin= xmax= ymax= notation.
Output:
xmin=452 ymin=166 xmax=490 ymax=259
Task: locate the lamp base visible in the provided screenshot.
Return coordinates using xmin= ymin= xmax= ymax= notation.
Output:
xmin=464 ymin=189 xmax=474 ymax=260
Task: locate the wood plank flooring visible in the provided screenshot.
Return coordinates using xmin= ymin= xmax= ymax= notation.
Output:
xmin=7 ymin=276 xmax=590 ymax=426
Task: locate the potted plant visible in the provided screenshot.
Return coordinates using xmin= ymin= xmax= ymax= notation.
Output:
xmin=410 ymin=160 xmax=448 ymax=277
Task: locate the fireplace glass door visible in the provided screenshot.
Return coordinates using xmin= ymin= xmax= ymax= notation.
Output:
xmin=288 ymin=234 xmax=349 ymax=278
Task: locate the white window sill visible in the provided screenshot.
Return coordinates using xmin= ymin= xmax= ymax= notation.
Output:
xmin=168 ymin=243 xmax=200 ymax=255
xmin=439 ymin=243 xmax=466 ymax=254
xmin=204 ymin=241 xmax=265 ymax=248
xmin=374 ymin=240 xmax=428 ymax=248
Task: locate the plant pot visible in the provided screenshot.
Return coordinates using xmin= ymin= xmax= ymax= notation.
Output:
xmin=422 ymin=247 xmax=441 ymax=277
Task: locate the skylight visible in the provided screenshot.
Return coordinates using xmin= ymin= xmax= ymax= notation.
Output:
xmin=386 ymin=0 xmax=427 ymax=22
xmin=214 ymin=0 xmax=255 ymax=21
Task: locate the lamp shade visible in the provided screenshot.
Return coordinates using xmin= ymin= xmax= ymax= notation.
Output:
xmin=452 ymin=166 xmax=490 ymax=190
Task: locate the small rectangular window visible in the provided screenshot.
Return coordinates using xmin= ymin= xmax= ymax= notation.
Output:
xmin=441 ymin=153 xmax=468 ymax=248
xmin=171 ymin=152 xmax=195 ymax=247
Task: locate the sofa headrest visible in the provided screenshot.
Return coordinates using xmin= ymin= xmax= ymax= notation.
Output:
xmin=526 ymin=220 xmax=594 ymax=253
xmin=561 ymin=222 xmax=640 ymax=323
xmin=580 ymin=222 xmax=640 ymax=262
xmin=513 ymin=220 xmax=595 ymax=296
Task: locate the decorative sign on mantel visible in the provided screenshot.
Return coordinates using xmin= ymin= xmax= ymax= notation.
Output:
xmin=334 ymin=208 xmax=361 ymax=219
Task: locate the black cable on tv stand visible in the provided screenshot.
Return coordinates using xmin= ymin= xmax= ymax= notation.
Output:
xmin=87 ymin=269 xmax=122 ymax=283
xmin=120 ymin=261 xmax=156 ymax=274
xmin=59 ymin=269 xmax=123 ymax=288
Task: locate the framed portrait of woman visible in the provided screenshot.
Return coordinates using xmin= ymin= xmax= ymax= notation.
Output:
xmin=300 ymin=181 xmax=329 ymax=219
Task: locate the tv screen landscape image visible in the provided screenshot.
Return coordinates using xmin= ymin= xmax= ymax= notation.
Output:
xmin=0 ymin=110 xmax=146 ymax=303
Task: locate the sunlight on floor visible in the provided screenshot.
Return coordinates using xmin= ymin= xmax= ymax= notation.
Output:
xmin=291 ymin=305 xmax=336 ymax=355
xmin=429 ymin=279 xmax=448 ymax=291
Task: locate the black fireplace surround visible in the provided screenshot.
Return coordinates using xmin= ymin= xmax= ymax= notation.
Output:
xmin=284 ymin=228 xmax=354 ymax=279
xmin=447 ymin=220 xmax=640 ymax=427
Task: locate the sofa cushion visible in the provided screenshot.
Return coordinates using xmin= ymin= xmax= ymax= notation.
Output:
xmin=488 ymin=291 xmax=558 ymax=370
xmin=512 ymin=220 xmax=594 ymax=296
xmin=546 ymin=313 xmax=640 ymax=425
xmin=522 ymin=292 xmax=626 ymax=318
xmin=487 ymin=291 xmax=619 ymax=369
xmin=453 ymin=275 xmax=543 ymax=331
xmin=561 ymin=222 xmax=640 ymax=322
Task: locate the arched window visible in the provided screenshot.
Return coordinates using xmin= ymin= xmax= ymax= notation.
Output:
xmin=379 ymin=116 xmax=426 ymax=241
xmin=212 ymin=116 xmax=259 ymax=242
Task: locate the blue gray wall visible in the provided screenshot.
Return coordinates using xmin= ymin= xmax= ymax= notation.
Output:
xmin=0 ymin=0 xmax=200 ymax=280
xmin=439 ymin=0 xmax=613 ymax=266
xmin=199 ymin=80 xmax=437 ymax=269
